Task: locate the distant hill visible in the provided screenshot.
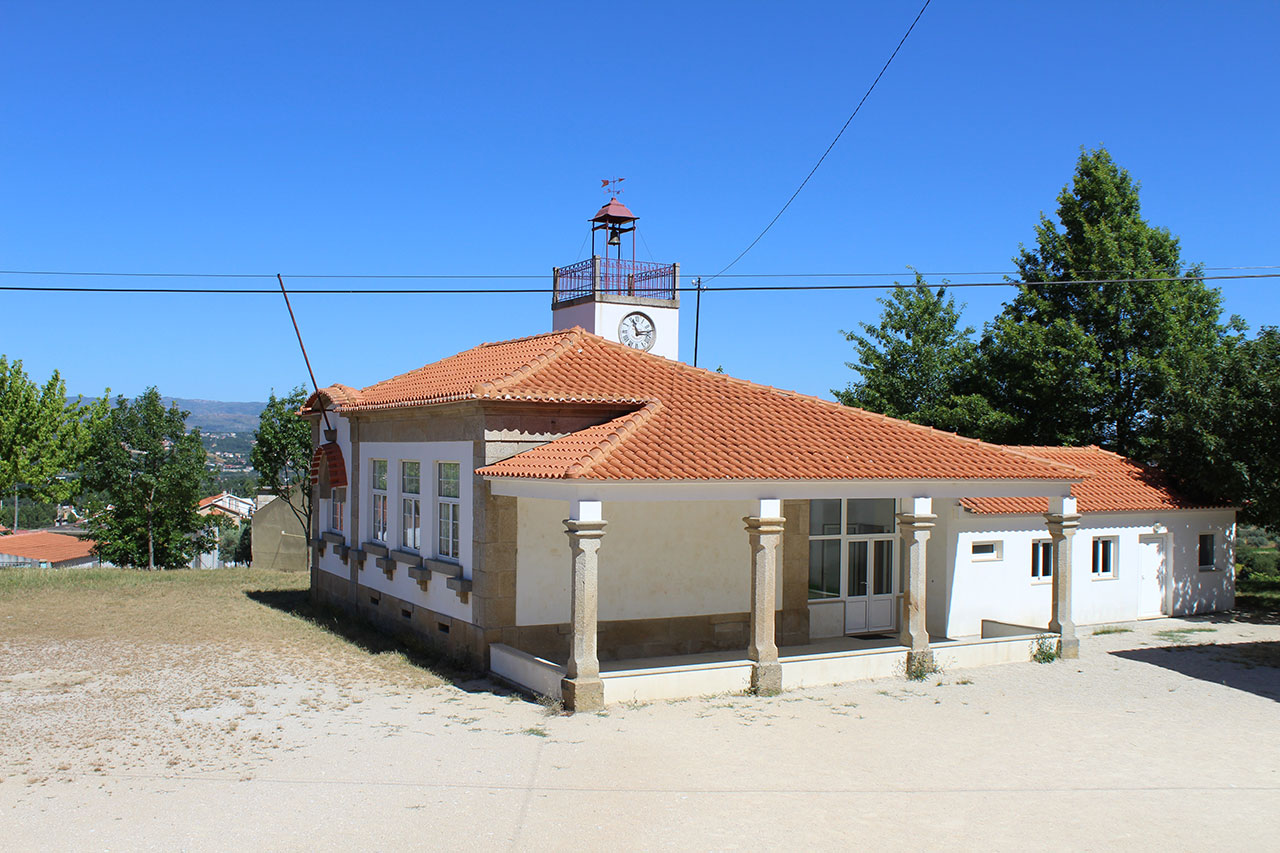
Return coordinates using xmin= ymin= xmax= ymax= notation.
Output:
xmin=73 ymin=396 xmax=267 ymax=433
xmin=169 ymin=399 xmax=266 ymax=433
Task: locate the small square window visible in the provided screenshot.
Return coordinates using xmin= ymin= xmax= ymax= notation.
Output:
xmin=971 ymin=541 xmax=1002 ymax=562
xmin=1092 ymin=537 xmax=1117 ymax=578
xmin=1198 ymin=533 xmax=1216 ymax=569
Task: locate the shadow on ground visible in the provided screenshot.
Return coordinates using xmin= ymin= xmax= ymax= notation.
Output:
xmin=1111 ymin=641 xmax=1280 ymax=702
xmin=245 ymin=588 xmax=503 ymax=696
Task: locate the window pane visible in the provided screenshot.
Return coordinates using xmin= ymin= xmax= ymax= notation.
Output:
xmin=1092 ymin=539 xmax=1100 ymax=574
xmin=809 ymin=499 xmax=842 ymax=536
xmin=846 ymin=499 xmax=895 ymax=535
xmin=808 ymin=540 xmax=841 ymax=599
xmin=438 ymin=462 xmax=460 ymax=498
xmin=848 ymin=541 xmax=868 ymax=598
xmin=402 ymin=461 xmax=420 ymax=495
xmin=872 ymin=540 xmax=892 ymax=595
xmin=973 ymin=542 xmax=995 ymax=556
xmin=372 ymin=459 xmax=387 ymax=491
xmin=402 ymin=498 xmax=420 ymax=549
xmin=1199 ymin=534 xmax=1214 ymax=567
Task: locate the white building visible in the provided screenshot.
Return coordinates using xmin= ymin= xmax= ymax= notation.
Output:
xmin=300 ymin=200 xmax=1235 ymax=712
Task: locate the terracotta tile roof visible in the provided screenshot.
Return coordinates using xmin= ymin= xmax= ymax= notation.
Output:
xmin=0 ymin=531 xmax=96 ymax=564
xmin=198 ymin=493 xmax=227 ymax=509
xmin=960 ymin=446 xmax=1224 ymax=514
xmin=313 ymin=329 xmax=1087 ymax=483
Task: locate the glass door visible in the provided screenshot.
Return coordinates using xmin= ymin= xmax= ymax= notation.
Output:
xmin=844 ymin=538 xmax=897 ymax=634
xmin=807 ymin=499 xmax=900 ymax=638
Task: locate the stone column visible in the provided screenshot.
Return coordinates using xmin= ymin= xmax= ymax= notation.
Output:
xmin=745 ymin=499 xmax=785 ymax=695
xmin=896 ymin=497 xmax=935 ymax=669
xmin=561 ymin=500 xmax=605 ymax=713
xmin=1046 ymin=495 xmax=1081 ymax=659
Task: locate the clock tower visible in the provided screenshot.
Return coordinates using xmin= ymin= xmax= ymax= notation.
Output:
xmin=552 ymin=194 xmax=680 ymax=361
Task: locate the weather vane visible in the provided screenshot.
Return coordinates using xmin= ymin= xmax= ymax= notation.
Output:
xmin=600 ymin=177 xmax=626 ymax=197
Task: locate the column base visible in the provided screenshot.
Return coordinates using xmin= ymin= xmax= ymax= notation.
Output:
xmin=904 ymin=648 xmax=935 ymax=678
xmin=1057 ymin=636 xmax=1079 ymax=659
xmin=750 ymin=661 xmax=782 ymax=696
xmin=560 ymin=676 xmax=604 ymax=713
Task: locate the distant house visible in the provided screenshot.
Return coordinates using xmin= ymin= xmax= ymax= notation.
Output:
xmin=0 ymin=531 xmax=98 ymax=569
xmin=197 ymin=492 xmax=255 ymax=522
xmin=191 ymin=492 xmax=255 ymax=568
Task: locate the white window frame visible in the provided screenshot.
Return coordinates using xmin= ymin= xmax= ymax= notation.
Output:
xmin=329 ymin=486 xmax=346 ymax=535
xmin=370 ymin=458 xmax=389 ymax=543
xmin=807 ymin=499 xmax=898 ymax=602
xmin=1091 ymin=536 xmax=1118 ymax=579
xmin=971 ymin=540 xmax=1003 ymax=562
xmin=401 ymin=460 xmax=421 ymax=551
xmin=1030 ymin=539 xmax=1053 ymax=582
xmin=1198 ymin=532 xmax=1217 ymax=571
xmin=436 ymin=461 xmax=461 ymax=562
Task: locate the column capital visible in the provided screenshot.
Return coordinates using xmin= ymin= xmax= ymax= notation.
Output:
xmin=564 ymin=518 xmax=607 ymax=539
xmin=1044 ymin=512 xmax=1081 ymax=540
xmin=895 ymin=511 xmax=937 ymax=532
xmin=743 ymin=516 xmax=785 ymax=536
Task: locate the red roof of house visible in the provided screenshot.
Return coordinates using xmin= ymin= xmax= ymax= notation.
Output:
xmin=310 ymin=329 xmax=1087 ymax=484
xmin=0 ymin=531 xmax=96 ymax=564
xmin=198 ymin=493 xmax=227 ymax=509
xmin=960 ymin=446 xmax=1221 ymax=515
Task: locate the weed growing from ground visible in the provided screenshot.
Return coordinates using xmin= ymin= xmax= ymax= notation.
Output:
xmin=1092 ymin=625 xmax=1133 ymax=635
xmin=1031 ymin=635 xmax=1060 ymax=663
xmin=900 ymin=652 xmax=943 ymax=681
xmin=1155 ymin=627 xmax=1217 ymax=644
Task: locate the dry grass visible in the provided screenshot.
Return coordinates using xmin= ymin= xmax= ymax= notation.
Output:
xmin=0 ymin=567 xmax=446 ymax=782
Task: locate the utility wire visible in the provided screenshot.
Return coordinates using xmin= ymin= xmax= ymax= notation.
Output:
xmin=704 ymin=0 xmax=934 ymax=283
xmin=1 ymin=264 xmax=1274 ymax=281
xmin=1 ymin=272 xmax=1276 ymax=295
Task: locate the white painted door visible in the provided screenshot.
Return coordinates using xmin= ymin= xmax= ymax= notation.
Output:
xmin=1137 ymin=534 xmax=1167 ymax=618
xmin=844 ymin=539 xmax=898 ymax=634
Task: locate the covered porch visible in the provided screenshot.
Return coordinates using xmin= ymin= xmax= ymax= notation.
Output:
xmin=487 ymin=479 xmax=1084 ymax=712
xmin=492 ymin=628 xmax=1056 ymax=705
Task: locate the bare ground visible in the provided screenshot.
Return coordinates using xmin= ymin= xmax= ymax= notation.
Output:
xmin=2 ymin=568 xmax=1278 ymax=850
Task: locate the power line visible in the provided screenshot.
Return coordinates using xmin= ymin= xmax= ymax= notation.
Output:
xmin=705 ymin=0 xmax=934 ymax=283
xmin=1 ymin=264 xmax=1274 ymax=281
xmin=1 ymin=272 xmax=1276 ymax=295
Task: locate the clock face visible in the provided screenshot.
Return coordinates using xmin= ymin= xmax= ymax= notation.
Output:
xmin=618 ymin=312 xmax=656 ymax=351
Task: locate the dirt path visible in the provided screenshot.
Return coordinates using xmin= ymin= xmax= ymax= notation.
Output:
xmin=2 ymin=593 xmax=1278 ymax=849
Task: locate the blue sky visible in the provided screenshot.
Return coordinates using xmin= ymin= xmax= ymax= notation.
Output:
xmin=3 ymin=1 xmax=1277 ymax=404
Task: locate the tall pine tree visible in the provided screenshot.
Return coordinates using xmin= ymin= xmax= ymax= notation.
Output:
xmin=979 ymin=147 xmax=1225 ymax=459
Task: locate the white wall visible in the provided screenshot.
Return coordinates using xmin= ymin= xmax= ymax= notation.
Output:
xmin=515 ymin=498 xmax=777 ymax=625
xmin=938 ymin=502 xmax=1235 ymax=638
xmin=552 ymin=299 xmax=680 ymax=361
xmin=316 ymin=425 xmax=474 ymax=622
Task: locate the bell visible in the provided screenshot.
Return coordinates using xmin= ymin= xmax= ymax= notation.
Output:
xmin=607 ymin=226 xmax=622 ymax=247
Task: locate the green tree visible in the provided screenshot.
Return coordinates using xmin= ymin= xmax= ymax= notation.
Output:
xmin=82 ymin=389 xmax=215 ymax=569
xmin=834 ymin=275 xmax=1013 ymax=437
xmin=979 ymin=147 xmax=1224 ymax=457
xmin=251 ymin=387 xmax=312 ymax=539
xmin=0 ymin=356 xmax=105 ymax=530
xmin=234 ymin=521 xmax=253 ymax=565
xmin=1155 ymin=325 xmax=1280 ymax=532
